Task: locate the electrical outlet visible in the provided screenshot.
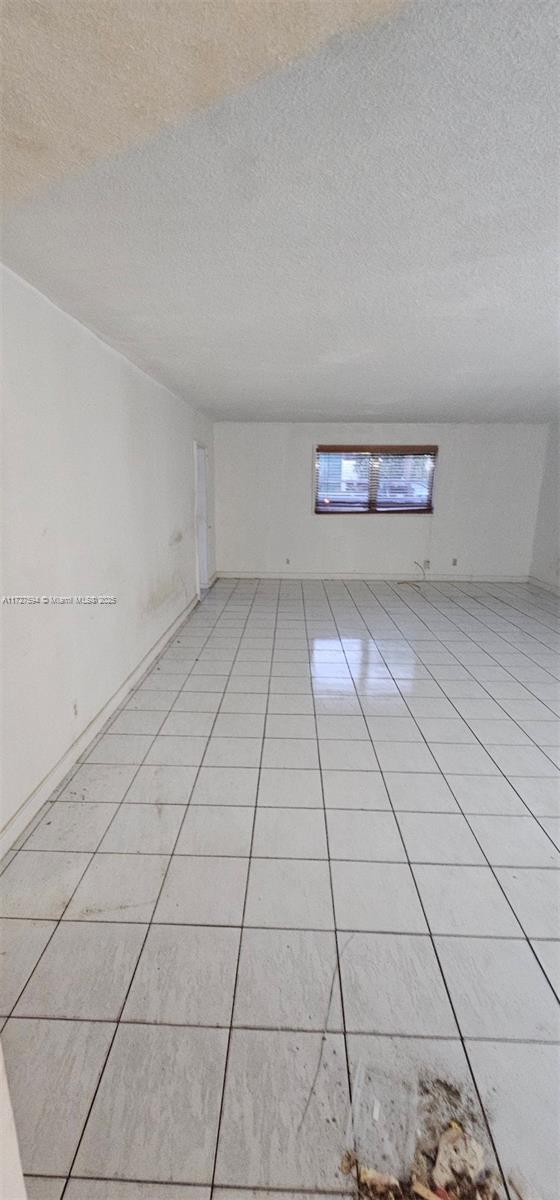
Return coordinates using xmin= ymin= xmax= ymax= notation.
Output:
xmin=423 ymin=559 xmax=430 ymax=570
xmin=452 ymin=557 xmax=458 ymax=566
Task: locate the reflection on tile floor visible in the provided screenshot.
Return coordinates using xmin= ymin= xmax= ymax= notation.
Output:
xmin=1 ymin=578 xmax=559 ymax=1198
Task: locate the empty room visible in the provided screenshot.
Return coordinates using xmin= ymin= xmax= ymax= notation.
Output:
xmin=0 ymin=1 xmax=559 ymax=1198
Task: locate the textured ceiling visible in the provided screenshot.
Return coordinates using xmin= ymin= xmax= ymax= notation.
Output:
xmin=1 ymin=0 xmax=395 ymax=202
xmin=2 ymin=0 xmax=558 ymax=421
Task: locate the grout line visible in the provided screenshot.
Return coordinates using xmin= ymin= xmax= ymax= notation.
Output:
xmin=208 ymin=578 xmax=281 ymax=1197
xmin=57 ymin=579 xmax=240 ymax=1197
xmin=334 ymin=579 xmax=514 ymax=1198
xmin=303 ymin=579 xmax=356 ymax=1161
xmin=379 ymin=580 xmax=560 ymax=1004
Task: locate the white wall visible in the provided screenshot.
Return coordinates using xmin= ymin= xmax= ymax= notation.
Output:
xmin=1 ymin=267 xmax=215 ymax=843
xmin=215 ymin=422 xmax=547 ymax=580
xmin=530 ymin=421 xmax=560 ymax=590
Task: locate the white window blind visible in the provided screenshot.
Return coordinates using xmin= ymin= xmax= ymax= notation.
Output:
xmin=314 ymin=446 xmax=437 ymax=514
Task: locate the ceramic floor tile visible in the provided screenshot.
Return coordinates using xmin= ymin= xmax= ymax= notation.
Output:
xmin=204 ymin=738 xmax=262 ymax=768
xmin=360 ymin=696 xmax=412 ymax=716
xmin=24 ymin=802 xmax=119 ymax=852
xmin=228 ymin=678 xmax=269 ymax=693
xmin=64 ymin=854 xmax=168 ymax=922
xmin=98 ymin=804 xmax=185 ymax=854
xmin=261 ymin=739 xmax=319 ymax=769
xmin=190 ymin=767 xmax=258 ymax=806
xmin=494 ymin=867 xmax=560 ymax=937
xmin=465 ymin=718 xmax=532 ymax=745
xmin=214 ymin=1029 xmax=351 ymax=1188
xmin=74 ymin=1024 xmax=228 ymax=1183
xmin=154 ymin=856 xmax=248 ymax=924
xmin=127 ymin=690 xmax=176 ymax=711
xmin=123 ymin=924 xmax=240 ymax=1024
xmin=145 ymin=736 xmax=208 ymax=766
xmin=244 ymin=859 xmax=334 ymax=929
xmin=467 ymin=1039 xmax=559 ymax=1200
xmin=267 ymin=694 xmax=315 ymax=715
xmin=413 ymin=864 xmax=521 ymax=935
xmin=319 ymin=740 xmax=378 ymax=771
xmin=183 ymin=675 xmax=228 ymax=692
xmin=405 ymin=697 xmax=459 ymax=718
xmin=366 ymin=716 xmax=423 ymax=742
xmin=66 ymin=1183 xmax=210 ymax=1198
xmin=15 ymin=921 xmax=145 ymax=1019
xmin=415 ymin=717 xmax=477 ymax=743
xmin=213 ymin=714 xmax=266 ymax=738
xmin=4 ymin=580 xmax=559 ymax=1191
xmin=445 ymin=774 xmax=528 ymax=814
xmin=322 ymin=770 xmax=390 ymax=809
xmin=331 ymin=861 xmax=427 ymax=932
xmin=326 ymin=810 xmax=404 ymax=860
xmin=512 ymin=777 xmax=560 ymax=816
xmin=490 ymin=745 xmax=559 ymax=776
xmin=124 ymin=765 xmax=197 ymax=805
xmin=531 ymin=940 xmax=560 ymax=995
xmin=171 ymin=691 xmax=222 ymax=712
xmin=384 ymin=772 xmax=458 ymax=812
xmin=110 ymin=710 xmax=165 ymax=735
xmin=0 ymin=852 xmax=90 ymax=919
xmin=316 ymin=715 xmax=369 ymax=740
xmin=0 ymin=919 xmax=56 ymax=1013
xmin=469 ymin=815 xmax=560 ymax=866
xmin=339 ymin=932 xmax=457 ymax=1035
xmin=24 ymin=1179 xmax=66 ymax=1200
xmin=397 ymin=680 xmax=445 ymax=697
xmin=233 ymin=928 xmax=343 ymax=1030
xmin=265 ymin=715 xmax=317 ymax=739
xmin=159 ymin=712 xmax=215 ymax=737
xmin=347 ymin=1034 xmax=500 ymax=1179
xmin=257 ymin=769 xmax=323 ymax=807
xmin=252 ymin=809 xmax=327 ymax=858
xmin=519 ymin=720 xmax=560 ymax=747
xmin=59 ymin=765 xmax=137 ymax=804
xmin=175 ymin=806 xmax=253 ymax=856
xmin=452 ymin=696 xmax=509 ymax=719
xmin=1 ymin=1017 xmax=114 ymax=1174
xmin=374 ymin=743 xmax=437 ymax=772
xmin=314 ymin=696 xmax=363 ymax=715
xmin=219 ymin=693 xmax=268 ymax=713
xmin=86 ymin=735 xmax=153 ymax=765
xmin=397 ymin=812 xmax=485 ymax=864
xmin=437 ymin=936 xmax=560 ymax=1040
xmin=540 ymin=816 xmax=560 ymax=848
xmin=142 ymin=672 xmax=185 ymax=691
xmin=428 ymin=743 xmax=500 ymax=775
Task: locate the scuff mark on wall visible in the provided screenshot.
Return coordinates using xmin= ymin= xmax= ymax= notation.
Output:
xmin=140 ymin=572 xmax=185 ymax=619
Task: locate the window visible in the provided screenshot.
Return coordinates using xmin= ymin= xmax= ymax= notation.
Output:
xmin=314 ymin=446 xmax=437 ymax=514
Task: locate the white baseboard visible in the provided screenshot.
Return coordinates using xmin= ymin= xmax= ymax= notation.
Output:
xmin=216 ymin=570 xmax=531 ymax=583
xmin=0 ymin=593 xmax=200 ymax=860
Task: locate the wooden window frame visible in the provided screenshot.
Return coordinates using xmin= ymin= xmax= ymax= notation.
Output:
xmin=314 ymin=445 xmax=438 ymax=515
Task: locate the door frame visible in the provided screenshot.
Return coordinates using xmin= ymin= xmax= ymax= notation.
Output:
xmin=194 ymin=441 xmax=210 ymax=599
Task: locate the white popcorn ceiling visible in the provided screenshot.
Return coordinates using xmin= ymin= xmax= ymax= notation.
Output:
xmin=2 ymin=0 xmax=557 ymax=421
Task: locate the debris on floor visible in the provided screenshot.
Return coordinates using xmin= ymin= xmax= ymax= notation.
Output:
xmin=341 ymin=1119 xmax=501 ymax=1200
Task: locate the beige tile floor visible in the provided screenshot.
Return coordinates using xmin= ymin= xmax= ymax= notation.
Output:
xmin=1 ymin=578 xmax=559 ymax=1199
